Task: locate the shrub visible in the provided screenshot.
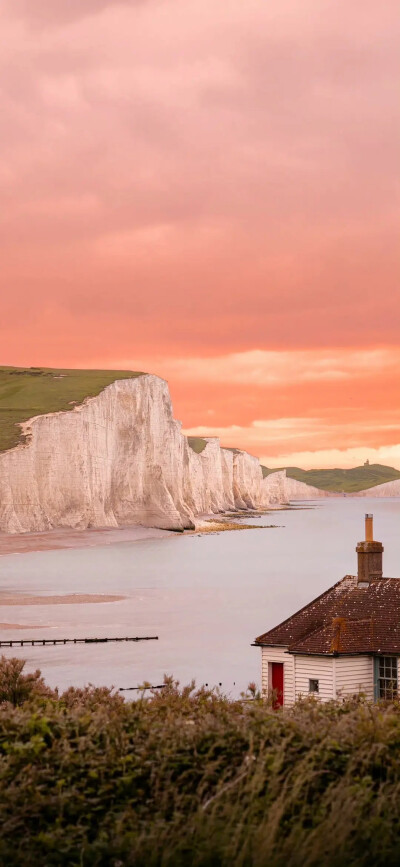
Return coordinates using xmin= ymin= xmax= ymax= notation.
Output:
xmin=1 ymin=665 xmax=400 ymax=865
xmin=0 ymin=656 xmax=55 ymax=706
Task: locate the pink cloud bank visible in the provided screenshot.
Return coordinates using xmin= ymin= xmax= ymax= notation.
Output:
xmin=0 ymin=0 xmax=398 ymax=464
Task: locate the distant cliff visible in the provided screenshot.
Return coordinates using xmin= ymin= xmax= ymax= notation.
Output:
xmin=356 ymin=479 xmax=400 ymax=497
xmin=262 ymin=462 xmax=400 ymax=493
xmin=0 ymin=374 xmax=325 ymax=535
xmin=272 ymin=472 xmax=336 ymax=501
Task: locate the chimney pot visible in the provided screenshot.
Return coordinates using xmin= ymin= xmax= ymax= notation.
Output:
xmin=356 ymin=514 xmax=383 ymax=584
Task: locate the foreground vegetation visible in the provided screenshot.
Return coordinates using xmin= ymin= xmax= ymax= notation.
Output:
xmin=262 ymin=462 xmax=400 ymax=492
xmin=0 ymin=366 xmax=143 ymax=452
xmin=1 ymin=658 xmax=400 ymax=866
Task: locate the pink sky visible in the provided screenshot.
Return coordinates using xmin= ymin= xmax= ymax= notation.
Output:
xmin=1 ymin=0 xmax=399 ymax=467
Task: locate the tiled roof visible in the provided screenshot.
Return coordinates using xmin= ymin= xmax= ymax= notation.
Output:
xmin=255 ymin=576 xmax=400 ymax=655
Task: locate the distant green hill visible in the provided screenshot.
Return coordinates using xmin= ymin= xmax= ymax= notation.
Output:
xmin=0 ymin=366 xmax=143 ymax=453
xmin=261 ymin=463 xmax=400 ymax=492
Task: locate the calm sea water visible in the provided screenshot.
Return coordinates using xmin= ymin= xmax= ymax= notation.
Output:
xmin=1 ymin=497 xmax=400 ymax=697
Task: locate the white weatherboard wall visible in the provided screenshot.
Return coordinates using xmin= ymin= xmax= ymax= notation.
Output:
xmin=262 ymin=648 xmax=335 ymax=704
xmin=296 ymin=655 xmax=375 ymax=702
xmin=335 ymin=656 xmax=374 ymax=700
xmin=261 ymin=648 xmax=377 ymax=704
xmin=261 ymin=647 xmax=295 ymax=705
xmin=294 ymin=656 xmax=334 ymax=701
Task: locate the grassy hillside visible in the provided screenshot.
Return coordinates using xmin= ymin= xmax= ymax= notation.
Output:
xmin=262 ymin=462 xmax=400 ymax=492
xmin=1 ymin=659 xmax=400 ymax=866
xmin=0 ymin=366 xmax=143 ymax=453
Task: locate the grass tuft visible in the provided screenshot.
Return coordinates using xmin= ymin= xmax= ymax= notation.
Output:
xmin=187 ymin=436 xmax=208 ymax=454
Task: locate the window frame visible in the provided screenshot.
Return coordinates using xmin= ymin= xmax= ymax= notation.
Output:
xmin=374 ymin=656 xmax=398 ymax=701
xmin=309 ymin=678 xmax=319 ymax=694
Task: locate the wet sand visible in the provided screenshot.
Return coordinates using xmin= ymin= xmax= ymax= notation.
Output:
xmin=0 ymin=593 xmax=125 ymax=605
xmin=0 ymin=622 xmax=48 ymax=630
xmin=193 ymin=520 xmax=279 ymax=534
xmin=0 ymin=512 xmax=284 ymax=556
xmin=0 ymin=525 xmax=171 ymax=556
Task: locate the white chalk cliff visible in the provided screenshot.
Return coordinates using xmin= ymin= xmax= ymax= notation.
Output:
xmin=263 ymin=471 xmax=335 ymax=502
xmin=0 ymin=374 xmax=326 ymax=535
xmin=356 ymin=479 xmax=400 ymax=497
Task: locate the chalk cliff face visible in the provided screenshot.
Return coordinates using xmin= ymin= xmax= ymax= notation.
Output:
xmin=260 ymin=470 xmax=287 ymax=504
xmin=0 ymin=374 xmax=326 ymax=535
xmin=276 ymin=474 xmax=335 ymax=501
xmin=356 ymin=479 xmax=400 ymax=497
xmin=260 ymin=470 xmax=333 ymax=503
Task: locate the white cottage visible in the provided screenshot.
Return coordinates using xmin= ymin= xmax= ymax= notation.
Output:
xmin=254 ymin=514 xmax=400 ymax=705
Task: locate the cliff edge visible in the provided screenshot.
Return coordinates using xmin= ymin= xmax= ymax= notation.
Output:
xmin=0 ymin=374 xmax=328 ymax=534
xmin=356 ymin=479 xmax=400 ymax=497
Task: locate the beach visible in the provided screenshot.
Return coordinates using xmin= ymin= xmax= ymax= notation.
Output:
xmin=0 ymin=512 xmax=279 ymax=556
xmin=0 ymin=525 xmax=171 ymax=556
xmin=0 ymin=592 xmax=126 ymax=606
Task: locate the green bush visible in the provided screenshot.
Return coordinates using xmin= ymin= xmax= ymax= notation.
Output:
xmin=0 ymin=655 xmax=54 ymax=706
xmin=1 ymin=659 xmax=400 ymax=866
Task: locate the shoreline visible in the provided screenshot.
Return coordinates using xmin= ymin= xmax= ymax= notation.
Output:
xmin=0 ymin=622 xmax=49 ymax=630
xmin=193 ymin=517 xmax=281 ymax=534
xmin=0 ymin=504 xmax=301 ymax=556
xmin=0 ymin=592 xmax=126 ymax=606
xmin=0 ymin=525 xmax=172 ymax=556
xmin=0 ymin=512 xmax=279 ymax=555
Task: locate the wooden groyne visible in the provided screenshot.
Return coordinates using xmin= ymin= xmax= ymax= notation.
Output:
xmin=119 ymin=684 xmax=166 ymax=691
xmin=0 ymin=636 xmax=158 ymax=648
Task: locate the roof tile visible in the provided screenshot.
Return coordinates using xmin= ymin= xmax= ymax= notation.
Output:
xmin=255 ymin=576 xmax=400 ymax=654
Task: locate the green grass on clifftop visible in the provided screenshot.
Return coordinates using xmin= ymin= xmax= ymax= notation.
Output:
xmin=0 ymin=366 xmax=144 ymax=453
xmin=262 ymin=462 xmax=400 ymax=492
xmin=187 ymin=435 xmax=208 ymax=453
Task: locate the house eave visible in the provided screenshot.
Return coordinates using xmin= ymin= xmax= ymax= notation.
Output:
xmin=289 ymin=650 xmax=400 ymax=657
xmin=253 ymin=645 xmax=400 ymax=657
xmin=251 ymin=642 xmax=289 ymax=648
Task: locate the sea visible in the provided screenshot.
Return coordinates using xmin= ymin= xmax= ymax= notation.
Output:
xmin=1 ymin=497 xmax=400 ymax=698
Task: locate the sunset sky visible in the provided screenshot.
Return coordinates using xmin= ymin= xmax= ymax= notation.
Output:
xmin=1 ymin=0 xmax=399 ymax=468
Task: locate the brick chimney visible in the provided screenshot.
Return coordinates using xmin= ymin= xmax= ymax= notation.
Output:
xmin=356 ymin=514 xmax=383 ymax=584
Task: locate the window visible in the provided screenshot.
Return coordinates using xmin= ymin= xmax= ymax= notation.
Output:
xmin=309 ymin=679 xmax=319 ymax=694
xmin=377 ymin=657 xmax=398 ymax=700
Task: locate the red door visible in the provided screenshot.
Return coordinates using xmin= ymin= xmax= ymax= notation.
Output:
xmin=271 ymin=662 xmax=284 ymax=707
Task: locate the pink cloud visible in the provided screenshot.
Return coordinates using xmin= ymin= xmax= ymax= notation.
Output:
xmin=4 ymin=0 xmax=138 ymax=27
xmin=0 ymin=0 xmax=399 ymax=464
